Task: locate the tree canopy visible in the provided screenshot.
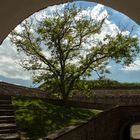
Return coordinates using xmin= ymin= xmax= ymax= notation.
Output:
xmin=10 ymin=5 xmax=139 ymax=100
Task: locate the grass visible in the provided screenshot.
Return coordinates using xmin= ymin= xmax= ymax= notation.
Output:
xmin=12 ymin=97 xmax=101 ymax=140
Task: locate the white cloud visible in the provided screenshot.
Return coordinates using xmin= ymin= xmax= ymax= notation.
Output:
xmin=77 ymin=4 xmax=130 ymax=49
xmin=121 ymin=58 xmax=140 ymax=71
xmin=14 ymin=24 xmax=24 ymax=33
xmin=0 ymin=2 xmax=136 ymax=81
xmin=34 ymin=3 xmax=67 ymax=21
xmin=0 ymin=38 xmax=32 ymax=80
xmin=87 ymin=4 xmax=108 ymax=21
xmin=106 ymin=65 xmax=112 ymax=70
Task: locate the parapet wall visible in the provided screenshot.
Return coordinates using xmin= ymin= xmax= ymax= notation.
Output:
xmin=71 ymin=89 xmax=140 ymax=106
xmin=45 ymin=106 xmax=140 ymax=140
xmin=1 ymin=82 xmax=140 ymax=110
xmin=45 ymin=106 xmax=121 ymax=140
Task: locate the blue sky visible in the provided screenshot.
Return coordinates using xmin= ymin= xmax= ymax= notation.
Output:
xmin=0 ymin=1 xmax=140 ymax=87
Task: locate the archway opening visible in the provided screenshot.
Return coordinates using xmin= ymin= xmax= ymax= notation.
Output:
xmin=1 ymin=1 xmax=140 ymax=87
xmin=131 ymin=123 xmax=140 ymax=140
xmin=0 ymin=0 xmax=140 ymax=140
xmin=120 ymin=120 xmax=140 ymax=140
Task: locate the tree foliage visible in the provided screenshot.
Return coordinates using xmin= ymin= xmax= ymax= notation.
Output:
xmin=10 ymin=5 xmax=139 ymax=100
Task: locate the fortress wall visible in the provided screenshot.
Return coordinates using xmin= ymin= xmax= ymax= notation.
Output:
xmin=46 ymin=106 xmax=121 ymax=140
xmin=71 ymin=89 xmax=140 ymax=106
xmin=45 ymin=106 xmax=140 ymax=140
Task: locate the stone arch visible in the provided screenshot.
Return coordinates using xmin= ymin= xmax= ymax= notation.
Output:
xmin=120 ymin=117 xmax=140 ymax=140
xmin=0 ymin=0 xmax=140 ymax=44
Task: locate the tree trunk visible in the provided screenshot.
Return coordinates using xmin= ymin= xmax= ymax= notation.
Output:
xmin=62 ymin=92 xmax=69 ymax=106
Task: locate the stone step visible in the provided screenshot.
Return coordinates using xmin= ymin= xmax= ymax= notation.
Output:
xmin=0 ymin=116 xmax=15 ymax=120
xmin=0 ymin=97 xmax=20 ymax=139
xmin=0 ymin=133 xmax=20 ymax=140
xmin=0 ymin=100 xmax=12 ymax=104
xmin=0 ymin=115 xmax=15 ymax=123
xmin=0 ymin=104 xmax=13 ymax=109
xmin=0 ymin=95 xmax=11 ymax=100
xmin=0 ymin=110 xmax=15 ymax=116
xmin=0 ymin=129 xmax=17 ymax=134
xmin=0 ymin=118 xmax=15 ymax=124
xmin=0 ymin=123 xmax=17 ymax=130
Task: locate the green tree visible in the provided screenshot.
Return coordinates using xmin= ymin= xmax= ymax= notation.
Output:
xmin=10 ymin=5 xmax=139 ymax=101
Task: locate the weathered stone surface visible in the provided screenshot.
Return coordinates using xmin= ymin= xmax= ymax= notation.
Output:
xmin=1 ymin=0 xmax=140 ymax=44
xmin=45 ymin=106 xmax=140 ymax=140
xmin=0 ymin=95 xmax=20 ymax=140
xmin=1 ymin=82 xmax=140 ymax=110
xmin=1 ymin=82 xmax=140 ymax=140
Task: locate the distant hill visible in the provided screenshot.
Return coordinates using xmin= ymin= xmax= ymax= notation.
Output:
xmin=39 ymin=79 xmax=140 ymax=91
xmin=0 ymin=75 xmax=32 ymax=87
xmin=74 ymin=79 xmax=140 ymax=89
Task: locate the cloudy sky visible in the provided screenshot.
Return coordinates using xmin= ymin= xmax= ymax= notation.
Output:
xmin=0 ymin=1 xmax=140 ymax=87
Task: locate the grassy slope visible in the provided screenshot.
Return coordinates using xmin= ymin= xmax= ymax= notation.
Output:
xmin=12 ymin=97 xmax=101 ymax=140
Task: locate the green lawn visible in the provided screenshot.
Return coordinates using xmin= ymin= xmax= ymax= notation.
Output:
xmin=12 ymin=97 xmax=101 ymax=140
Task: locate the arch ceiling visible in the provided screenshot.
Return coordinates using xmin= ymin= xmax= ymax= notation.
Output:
xmin=0 ymin=0 xmax=140 ymax=44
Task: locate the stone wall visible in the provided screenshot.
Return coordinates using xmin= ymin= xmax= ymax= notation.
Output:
xmin=1 ymin=82 xmax=140 ymax=110
xmin=45 ymin=106 xmax=121 ymax=140
xmin=1 ymin=82 xmax=140 ymax=139
xmin=45 ymin=106 xmax=140 ymax=140
xmin=71 ymin=89 xmax=140 ymax=106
